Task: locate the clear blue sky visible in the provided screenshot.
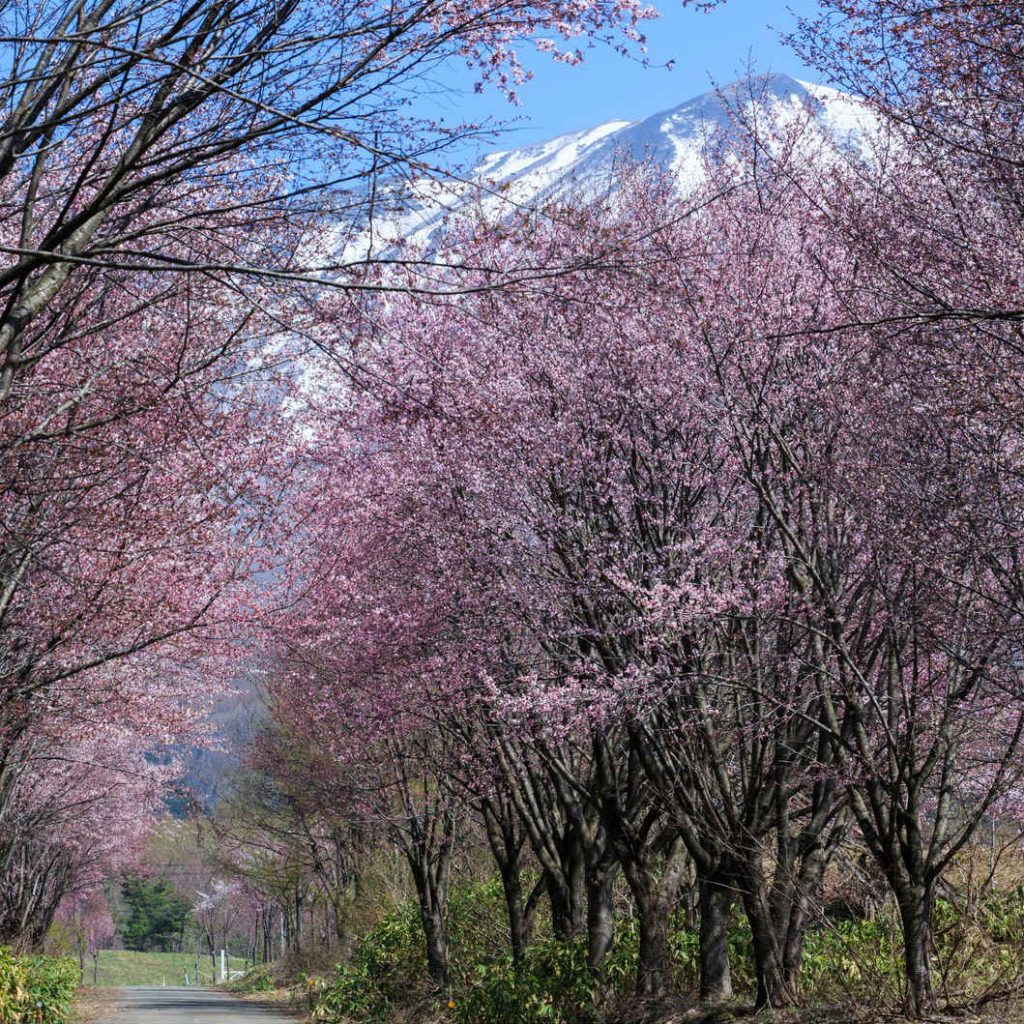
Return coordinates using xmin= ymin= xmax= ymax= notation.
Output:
xmin=417 ymin=0 xmax=824 ymax=157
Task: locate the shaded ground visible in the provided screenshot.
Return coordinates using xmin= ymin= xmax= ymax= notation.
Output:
xmin=605 ymin=1002 xmax=1001 ymax=1024
xmin=99 ymin=986 xmax=300 ymax=1023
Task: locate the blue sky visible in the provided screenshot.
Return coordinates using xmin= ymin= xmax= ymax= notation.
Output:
xmin=418 ymin=0 xmax=823 ymax=157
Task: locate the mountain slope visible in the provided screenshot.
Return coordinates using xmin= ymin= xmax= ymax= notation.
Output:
xmin=368 ymin=73 xmax=873 ymax=252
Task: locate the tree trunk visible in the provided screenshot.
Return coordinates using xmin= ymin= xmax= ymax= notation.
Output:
xmin=742 ymin=858 xmax=800 ymax=1011
xmin=585 ymin=865 xmax=616 ymax=970
xmin=635 ymin=893 xmax=670 ymax=999
xmin=500 ymin=868 xmax=543 ymax=963
xmin=781 ymin=910 xmax=808 ymax=998
xmin=481 ymin=796 xmax=538 ymax=962
xmin=897 ymin=885 xmax=935 ymax=1017
xmin=621 ymin=840 xmax=690 ymax=1000
xmin=421 ymin=900 xmax=450 ymax=991
xmin=748 ymin=913 xmax=797 ymax=1010
xmin=408 ymin=857 xmax=451 ymax=991
xmin=698 ymin=877 xmax=732 ymax=1003
xmin=500 ymin=861 xmax=527 ymax=962
xmin=547 ymin=856 xmax=585 ymax=940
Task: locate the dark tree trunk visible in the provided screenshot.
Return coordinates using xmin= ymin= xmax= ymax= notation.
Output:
xmin=621 ymin=839 xmax=690 ymax=1000
xmin=546 ymin=840 xmax=586 ymax=940
xmin=896 ymin=884 xmax=935 ymax=1017
xmin=747 ymin=912 xmax=797 ymax=1010
xmin=421 ymin=900 xmax=450 ymax=990
xmin=737 ymin=756 xmax=843 ymax=1009
xmin=392 ymin=757 xmax=456 ymax=993
xmin=408 ymin=847 xmax=453 ymax=991
xmin=481 ymin=794 xmax=542 ymax=962
xmin=635 ymin=894 xmax=670 ymax=999
xmin=781 ymin=909 xmax=809 ymax=997
xmin=698 ymin=877 xmax=733 ymax=1003
xmin=772 ymin=842 xmax=829 ymax=999
xmin=497 ymin=859 xmax=543 ymax=963
xmin=741 ymin=854 xmax=800 ymax=1010
xmin=500 ymin=863 xmax=527 ymax=961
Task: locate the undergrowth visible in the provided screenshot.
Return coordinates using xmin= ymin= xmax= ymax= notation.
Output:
xmin=309 ymin=878 xmax=1024 ymax=1024
xmin=0 ymin=948 xmax=79 ymax=1024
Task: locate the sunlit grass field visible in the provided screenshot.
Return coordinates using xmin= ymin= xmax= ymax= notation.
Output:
xmin=89 ymin=950 xmax=248 ymax=987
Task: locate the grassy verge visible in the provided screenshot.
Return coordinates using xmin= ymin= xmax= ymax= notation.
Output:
xmin=89 ymin=950 xmax=247 ymax=987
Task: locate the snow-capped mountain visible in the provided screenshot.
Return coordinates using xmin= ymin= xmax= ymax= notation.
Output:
xmin=366 ymin=73 xmax=873 ymax=253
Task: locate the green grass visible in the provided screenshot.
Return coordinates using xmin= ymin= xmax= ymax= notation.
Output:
xmin=89 ymin=950 xmax=249 ymax=988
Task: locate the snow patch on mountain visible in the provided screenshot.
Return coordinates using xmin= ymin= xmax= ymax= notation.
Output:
xmin=346 ymin=73 xmax=873 ymax=259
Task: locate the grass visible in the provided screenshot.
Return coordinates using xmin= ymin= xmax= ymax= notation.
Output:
xmin=87 ymin=950 xmax=249 ymax=988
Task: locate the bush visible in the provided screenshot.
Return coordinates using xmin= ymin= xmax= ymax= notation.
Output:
xmin=980 ymin=884 xmax=1024 ymax=944
xmin=928 ymin=890 xmax=1024 ymax=1000
xmin=454 ymin=938 xmax=595 ymax=1024
xmin=224 ymin=964 xmax=276 ymax=993
xmin=445 ymin=876 xmax=518 ymax=981
xmin=452 ymin=917 xmax=757 ymax=1024
xmin=0 ymin=948 xmax=79 ymax=1024
xmin=354 ymin=902 xmax=425 ymax=1001
xmin=313 ymin=880 xmax=750 ymax=1024
xmin=313 ymin=903 xmax=423 ymax=1023
xmin=312 ymin=961 xmax=393 ymax=1024
xmin=799 ymin=917 xmax=902 ymax=1003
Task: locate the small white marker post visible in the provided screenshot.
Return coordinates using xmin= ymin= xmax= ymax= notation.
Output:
xmin=220 ymin=949 xmax=227 ymax=983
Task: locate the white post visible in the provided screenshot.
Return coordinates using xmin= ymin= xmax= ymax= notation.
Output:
xmin=220 ymin=949 xmax=227 ymax=982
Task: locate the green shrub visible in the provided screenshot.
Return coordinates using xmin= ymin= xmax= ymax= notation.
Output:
xmin=446 ymin=876 xmax=518 ymax=983
xmin=315 ymin=879 xmax=755 ymax=1024
xmin=355 ymin=901 xmax=425 ymax=1000
xmin=979 ymin=885 xmax=1024 ymax=944
xmin=313 ymin=903 xmax=424 ymax=1023
xmin=928 ymin=891 xmax=1024 ymax=998
xmin=453 ymin=938 xmax=596 ymax=1024
xmin=0 ymin=948 xmax=79 ymax=1024
xmin=799 ymin=917 xmax=902 ymax=1002
xmin=224 ymin=964 xmax=275 ymax=994
xmin=315 ymin=873 xmax=1024 ymax=1023
xmin=312 ymin=961 xmax=393 ymax=1024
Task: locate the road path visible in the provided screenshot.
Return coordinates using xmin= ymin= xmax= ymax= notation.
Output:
xmin=104 ymin=987 xmax=300 ymax=1024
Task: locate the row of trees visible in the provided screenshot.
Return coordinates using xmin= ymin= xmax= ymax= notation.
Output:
xmin=5 ymin=3 xmax=1024 ymax=1020
xmin=50 ymin=819 xmax=341 ymax=975
xmin=252 ymin=4 xmax=1024 ymax=1016
xmin=0 ymin=0 xmax=668 ymax=947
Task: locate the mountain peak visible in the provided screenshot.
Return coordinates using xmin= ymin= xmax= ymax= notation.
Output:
xmin=358 ymin=75 xmax=873 ymax=255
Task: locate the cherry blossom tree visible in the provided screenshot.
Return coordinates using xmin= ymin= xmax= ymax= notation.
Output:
xmin=0 ymin=0 xmax=723 ymax=951
xmin=0 ymin=699 xmax=176 ymax=945
xmin=239 ymin=7 xmax=1024 ymax=1011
